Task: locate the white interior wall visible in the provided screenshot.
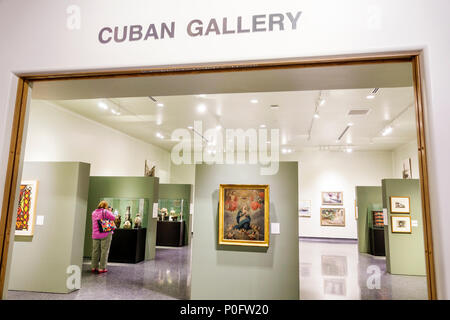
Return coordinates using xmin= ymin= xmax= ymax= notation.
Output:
xmin=24 ymin=100 xmax=171 ymax=181
xmin=282 ymin=151 xmax=394 ymax=239
xmin=392 ymin=140 xmax=420 ymax=179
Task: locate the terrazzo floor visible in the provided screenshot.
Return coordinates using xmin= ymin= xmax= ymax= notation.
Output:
xmin=7 ymin=238 xmax=428 ymax=300
xmin=7 ymin=246 xmax=191 ymax=300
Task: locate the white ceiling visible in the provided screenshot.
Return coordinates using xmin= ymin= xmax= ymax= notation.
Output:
xmin=40 ymin=86 xmax=416 ymax=152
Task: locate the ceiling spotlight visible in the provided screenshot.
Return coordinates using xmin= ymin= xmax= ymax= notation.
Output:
xmin=187 ymin=126 xmax=193 ymax=130
xmin=250 ymin=99 xmax=258 ymax=104
xmin=197 ymin=94 xmax=206 ymax=98
xmin=111 ymin=109 xmax=121 ymax=115
xmin=281 ymin=148 xmax=288 ymax=154
xmin=216 ymin=125 xmax=222 ymax=130
xmin=266 ymin=141 xmax=271 ymax=144
xmin=382 ymin=126 xmax=393 ymax=136
xmin=366 ymin=95 xmax=375 ymax=99
xmin=197 ymin=104 xmax=207 ymax=113
xmin=260 ymin=124 xmax=266 ymax=128
xmin=347 ymin=122 xmax=354 ymax=127
xmin=346 ymin=147 xmax=353 ymax=153
xmin=319 ymin=99 xmax=326 ymax=106
xmin=156 ymin=132 xmax=164 ymax=139
xmin=313 ymin=113 xmax=320 ymax=119
xmin=98 ymin=101 xmax=108 ymax=110
xmin=157 ymin=103 xmax=164 ymax=107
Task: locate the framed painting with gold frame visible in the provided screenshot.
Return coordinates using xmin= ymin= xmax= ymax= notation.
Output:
xmin=218 ymin=184 xmax=269 ymax=247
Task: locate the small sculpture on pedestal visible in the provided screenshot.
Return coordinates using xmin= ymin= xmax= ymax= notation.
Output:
xmin=114 ymin=214 xmax=122 ymax=228
xmin=134 ymin=213 xmax=142 ymax=228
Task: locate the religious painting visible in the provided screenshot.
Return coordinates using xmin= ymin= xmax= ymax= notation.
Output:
xmin=322 ymin=192 xmax=343 ymax=205
xmin=391 ymin=215 xmax=412 ymax=233
xmin=390 ymin=196 xmax=410 ymax=213
xmin=299 ymin=200 xmax=311 ymax=217
xmin=320 ymin=207 xmax=345 ymax=227
xmin=15 ymin=180 xmax=39 ymax=236
xmin=218 ymin=184 xmax=269 ymax=247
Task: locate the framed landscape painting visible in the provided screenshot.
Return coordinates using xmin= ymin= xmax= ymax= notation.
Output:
xmin=218 ymin=184 xmax=269 ymax=247
xmin=390 ymin=196 xmax=410 ymax=213
xmin=320 ymin=207 xmax=345 ymax=227
xmin=15 ymin=180 xmax=39 ymax=236
xmin=322 ymin=192 xmax=343 ymax=205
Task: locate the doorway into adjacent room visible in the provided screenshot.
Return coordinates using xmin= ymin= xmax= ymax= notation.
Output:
xmin=0 ymin=54 xmax=435 ymax=300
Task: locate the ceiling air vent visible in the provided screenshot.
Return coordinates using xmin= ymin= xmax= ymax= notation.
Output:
xmin=347 ymin=109 xmax=371 ymax=116
xmin=270 ymin=104 xmax=280 ymax=109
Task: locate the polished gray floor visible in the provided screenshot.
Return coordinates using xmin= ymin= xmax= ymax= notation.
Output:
xmin=8 ymin=238 xmax=428 ymax=300
xmin=299 ymin=238 xmax=428 ymax=300
xmin=7 ymin=246 xmax=191 ymax=300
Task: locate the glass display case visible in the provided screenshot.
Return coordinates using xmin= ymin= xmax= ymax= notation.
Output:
xmin=366 ymin=203 xmax=385 ymax=256
xmin=100 ymin=197 xmax=149 ymax=229
xmin=367 ymin=203 xmax=384 ymax=229
xmin=158 ymin=198 xmax=188 ymax=222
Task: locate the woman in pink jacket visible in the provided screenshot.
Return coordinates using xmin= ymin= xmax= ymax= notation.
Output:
xmin=91 ymin=200 xmax=116 ymax=273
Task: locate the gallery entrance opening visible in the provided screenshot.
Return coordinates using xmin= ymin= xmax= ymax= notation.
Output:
xmin=1 ymin=57 xmax=432 ymax=300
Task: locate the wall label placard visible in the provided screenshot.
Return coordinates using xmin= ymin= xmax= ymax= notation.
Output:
xmin=98 ymin=11 xmax=302 ymax=44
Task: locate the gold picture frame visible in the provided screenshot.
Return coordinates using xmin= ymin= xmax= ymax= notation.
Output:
xmin=390 ymin=196 xmax=410 ymax=213
xmin=391 ymin=215 xmax=412 ymax=233
xmin=218 ymin=184 xmax=270 ymax=247
xmin=320 ymin=207 xmax=346 ymax=227
xmin=322 ymin=191 xmax=343 ymax=206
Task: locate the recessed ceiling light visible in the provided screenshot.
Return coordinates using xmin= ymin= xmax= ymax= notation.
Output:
xmin=282 ymin=148 xmax=288 ymax=154
xmin=216 ymin=125 xmax=222 ymax=130
xmin=156 ymin=132 xmax=164 ymax=139
xmin=188 ymin=126 xmax=193 ymax=130
xmin=111 ymin=109 xmax=121 ymax=115
xmin=250 ymin=99 xmax=258 ymax=104
xmin=197 ymin=104 xmax=207 ymax=113
xmin=98 ymin=101 xmax=108 ymax=110
xmin=346 ymin=147 xmax=353 ymax=153
xmin=260 ymin=124 xmax=266 ymax=128
xmin=266 ymin=141 xmax=271 ymax=144
xmin=197 ymin=94 xmax=206 ymax=98
xmin=157 ymin=103 xmax=164 ymax=107
xmin=366 ymin=95 xmax=375 ymax=99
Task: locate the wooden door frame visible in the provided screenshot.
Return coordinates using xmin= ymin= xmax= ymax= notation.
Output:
xmin=0 ymin=51 xmax=436 ymax=299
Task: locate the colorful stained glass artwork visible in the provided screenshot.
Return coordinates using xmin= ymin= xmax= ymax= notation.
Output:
xmin=15 ymin=180 xmax=38 ymax=236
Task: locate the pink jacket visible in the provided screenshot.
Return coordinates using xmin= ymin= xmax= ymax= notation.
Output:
xmin=92 ymin=208 xmax=116 ymax=239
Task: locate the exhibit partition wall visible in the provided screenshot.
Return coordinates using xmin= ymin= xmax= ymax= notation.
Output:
xmin=0 ymin=55 xmax=436 ymax=300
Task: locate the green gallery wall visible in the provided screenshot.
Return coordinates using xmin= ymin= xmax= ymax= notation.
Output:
xmin=190 ymin=162 xmax=299 ymax=300
xmin=83 ymin=176 xmax=159 ymax=261
xmin=158 ymin=183 xmax=192 ymax=245
xmin=356 ymin=186 xmax=383 ymax=254
xmin=382 ymin=179 xmax=426 ymax=276
xmin=8 ymin=162 xmax=90 ymax=293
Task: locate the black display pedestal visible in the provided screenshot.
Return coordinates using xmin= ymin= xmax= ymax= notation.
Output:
xmin=108 ymin=228 xmax=147 ymax=263
xmin=156 ymin=221 xmax=185 ymax=247
xmin=369 ymin=227 xmax=386 ymax=256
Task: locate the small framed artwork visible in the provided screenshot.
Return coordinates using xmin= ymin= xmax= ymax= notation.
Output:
xmin=372 ymin=210 xmax=384 ymax=228
xmin=299 ymin=200 xmax=311 ymax=217
xmin=15 ymin=180 xmax=39 ymax=236
xmin=390 ymin=196 xmax=410 ymax=213
xmin=320 ymin=208 xmax=345 ymax=227
xmin=218 ymin=184 xmax=270 ymax=247
xmin=322 ymin=192 xmax=343 ymax=205
xmin=391 ymin=215 xmax=412 ymax=233
xmin=402 ymin=158 xmax=412 ymax=179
